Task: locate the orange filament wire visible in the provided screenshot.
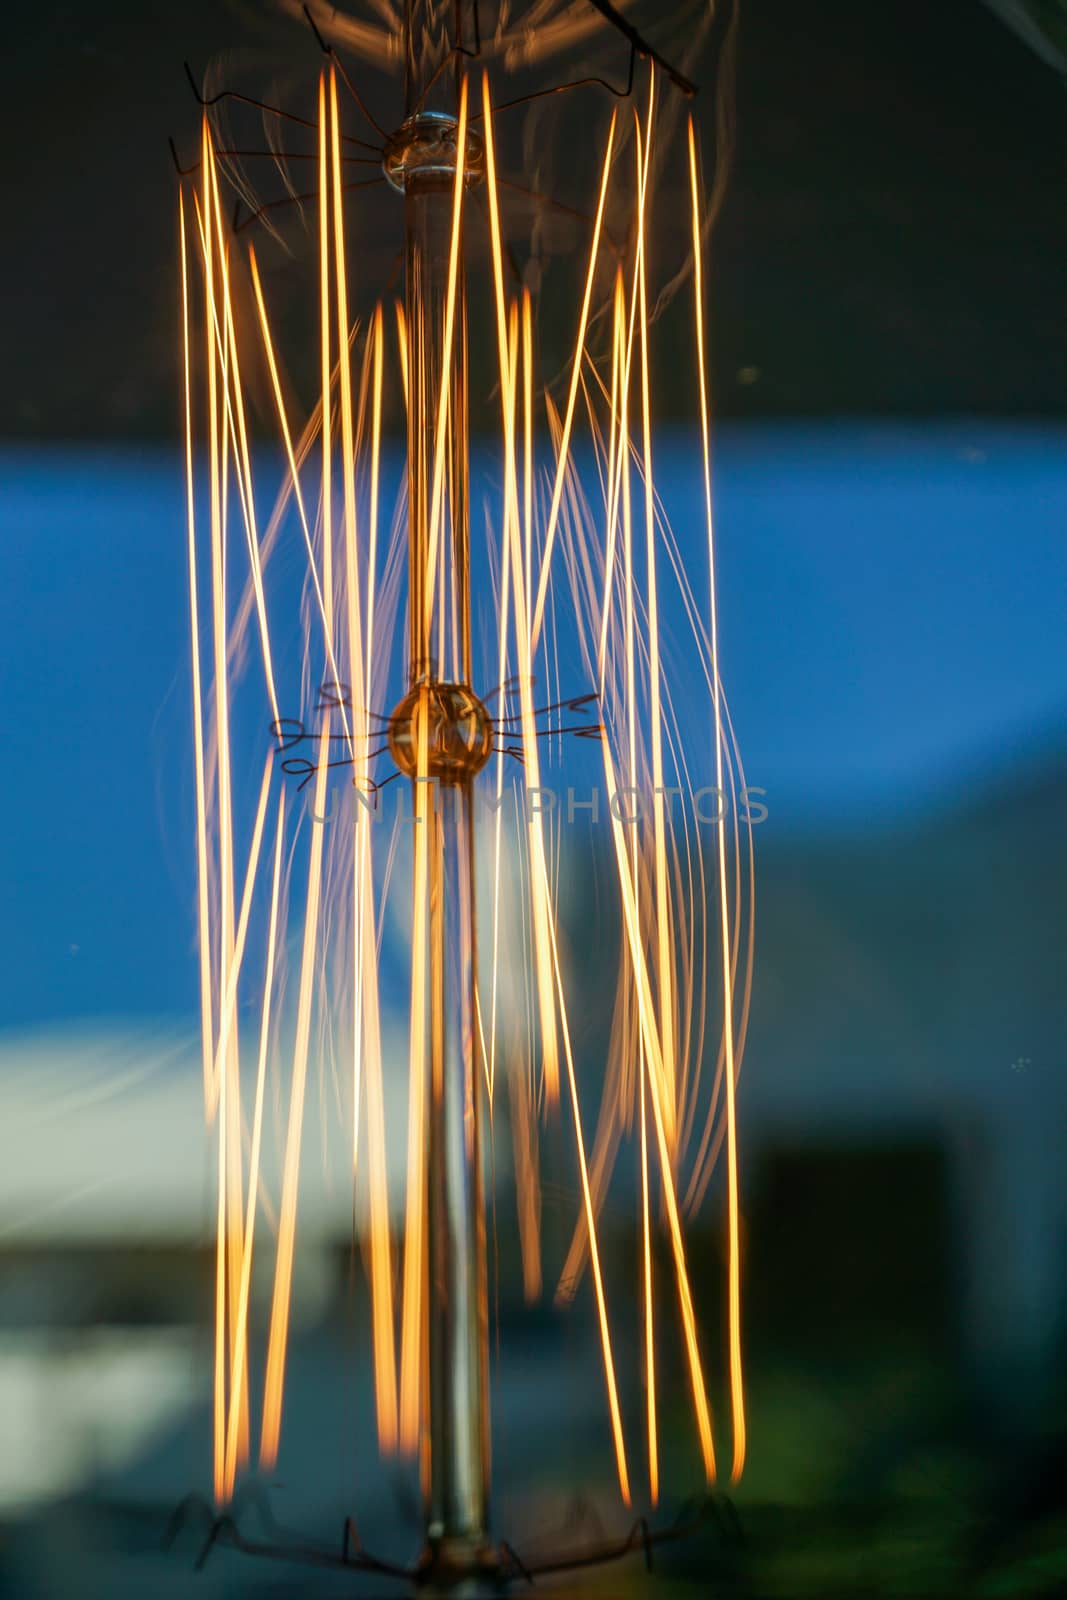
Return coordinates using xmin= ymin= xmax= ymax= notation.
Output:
xmin=530 ymin=112 xmax=618 ymax=651
xmin=224 ymin=787 xmax=286 ymax=1495
xmin=247 ymin=246 xmax=352 ymax=756
xmin=546 ymin=909 xmax=632 ymax=1506
xmin=179 ymin=192 xmax=215 ymax=1118
xmin=259 ymin=727 xmax=331 ymax=1465
xmin=422 ymin=75 xmax=469 ymax=657
xmin=600 ymin=739 xmax=717 ymax=1484
xmin=633 ymin=85 xmax=679 ymax=1155
xmin=198 ymin=127 xmax=249 ymax=1471
xmin=482 ymin=74 xmax=560 ymax=1106
xmin=202 ymin=135 xmax=280 ymax=732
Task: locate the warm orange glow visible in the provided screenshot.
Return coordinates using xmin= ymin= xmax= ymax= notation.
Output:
xmin=600 ymin=744 xmax=717 ymax=1483
xmin=422 ymin=75 xmax=469 ymax=657
xmin=530 ymin=110 xmax=618 ymax=652
xmin=179 ymin=192 xmax=214 ymax=1117
xmin=399 ymin=708 xmax=432 ymax=1453
xmin=183 ymin=63 xmax=751 ymax=1515
xmin=634 ymin=89 xmax=679 ymax=1158
xmin=197 ymin=121 xmax=252 ymax=1481
xmin=260 ymin=80 xmax=337 ymax=1467
xmin=639 ymin=1063 xmax=658 ymax=1504
xmin=689 ymin=115 xmax=746 ymax=1481
xmin=201 ymin=136 xmax=280 ymax=733
xmin=547 ymin=908 xmax=632 ymax=1505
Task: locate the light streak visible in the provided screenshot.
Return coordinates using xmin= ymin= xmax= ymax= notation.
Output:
xmin=421 ymin=74 xmax=469 ymax=657
xmin=482 ymin=74 xmax=561 ymax=1106
xmin=599 ymin=742 xmax=717 ymax=1484
xmin=182 ymin=63 xmax=751 ymax=1519
xmin=198 ymin=119 xmax=251 ymax=1474
xmin=260 ymin=80 xmax=337 ymax=1465
xmin=248 ymin=246 xmax=351 ymax=753
xmin=259 ymin=725 xmax=330 ymax=1465
xmin=529 ymin=110 xmax=617 ymax=651
xmin=634 ymin=83 xmax=680 ymax=1158
xmin=398 ymin=719 xmax=431 ymax=1453
xmin=546 ymin=898 xmax=631 ymax=1505
xmin=689 ymin=115 xmax=745 ymax=1480
xmin=639 ymin=1061 xmax=658 ymax=1503
xmin=224 ymin=787 xmax=286 ymax=1495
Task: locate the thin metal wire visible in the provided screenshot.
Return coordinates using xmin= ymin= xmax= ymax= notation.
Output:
xmin=166 ymin=1491 xmax=739 ymax=1586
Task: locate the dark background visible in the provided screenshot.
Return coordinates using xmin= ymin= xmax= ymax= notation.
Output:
xmin=5 ymin=0 xmax=1067 ymax=438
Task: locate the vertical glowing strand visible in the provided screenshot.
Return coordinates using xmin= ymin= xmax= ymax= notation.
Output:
xmin=328 ymin=65 xmax=369 ymax=1181
xmin=248 ymin=247 xmax=351 ymax=753
xmin=599 ymin=128 xmax=652 ymax=695
xmin=600 ymin=738 xmax=717 ymax=1483
xmin=398 ymin=712 xmax=432 ymax=1452
xmin=420 ymin=74 xmax=469 ymax=657
xmin=317 ymin=74 xmax=336 ymax=646
xmin=640 ymin=1064 xmax=658 ymax=1503
xmin=545 ymin=912 xmax=632 ymax=1505
xmin=633 ymin=87 xmax=678 ymax=1150
xmin=495 ymin=309 xmax=542 ymax=1294
xmin=482 ymin=76 xmax=560 ymax=1105
xmin=199 ymin=123 xmax=248 ymax=1473
xmin=359 ymin=300 xmax=398 ymax=1448
xmin=212 ymin=748 xmax=271 ymax=1472
xmin=259 ymin=728 xmax=331 ymax=1465
xmin=213 ymin=1040 xmax=227 ymax=1501
xmin=618 ymin=176 xmax=658 ymax=1494
xmin=209 ymin=756 xmax=274 ymax=1163
xmin=366 ymin=304 xmax=384 ymax=707
xmin=679 ymin=690 xmax=755 ymax=1209
xmin=396 ymin=80 xmax=476 ymax=1460
xmin=197 ymin=126 xmax=227 ymax=1505
xmin=522 ymin=288 xmax=534 ymax=621
xmin=395 ymin=300 xmax=410 ymax=410
xmin=260 ymin=80 xmax=336 ymax=1467
xmin=180 ymin=192 xmax=216 ymax=1118
xmin=624 ymin=101 xmax=661 ymax=1499
xmin=188 ymin=197 xmax=270 ymax=1361
xmin=689 ymin=116 xmax=745 ymax=1480
xmin=204 ymin=137 xmax=280 ymax=729
xmin=510 ymin=1070 xmax=542 ymax=1303
xmin=483 ymin=84 xmax=627 ymax=1488
xmin=194 ymin=199 xmax=250 ymax=1456
xmin=329 ymin=65 xmax=365 ymax=723
xmin=223 ymin=287 xmax=364 ymax=679
xmin=359 ymin=845 xmax=398 ymax=1450
xmin=224 ymin=788 xmax=286 ymax=1494
xmin=486 ymin=312 xmax=516 ymax=1105
xmin=529 ymin=111 xmax=618 ymax=651
xmin=596 ymin=267 xmax=627 ymax=683
xmin=395 ymin=180 xmax=429 ymax=1450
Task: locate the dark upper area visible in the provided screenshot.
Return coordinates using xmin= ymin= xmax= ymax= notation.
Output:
xmin=6 ymin=0 xmax=1066 ymax=438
